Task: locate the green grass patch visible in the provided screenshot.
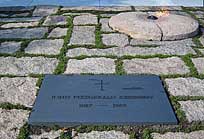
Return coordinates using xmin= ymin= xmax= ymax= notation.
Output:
xmin=0 ymin=102 xmax=31 ymax=110
xmin=115 ymin=59 xmax=126 ymax=75
xmin=142 ymin=128 xmax=152 ymax=139
xmin=17 ymin=123 xmax=29 ymax=139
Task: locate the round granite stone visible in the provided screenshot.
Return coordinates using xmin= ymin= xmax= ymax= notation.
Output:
xmin=109 ymin=12 xmax=199 ymax=41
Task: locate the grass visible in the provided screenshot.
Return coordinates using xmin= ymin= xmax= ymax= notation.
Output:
xmin=17 ymin=123 xmax=29 ymax=139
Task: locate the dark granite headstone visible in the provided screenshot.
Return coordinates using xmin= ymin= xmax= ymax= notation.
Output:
xmin=29 ymin=75 xmax=177 ymax=126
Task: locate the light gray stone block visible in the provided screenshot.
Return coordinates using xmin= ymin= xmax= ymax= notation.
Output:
xmin=192 ymin=58 xmax=204 ymax=74
xmin=43 ymin=16 xmax=67 ymax=26
xmin=73 ymin=14 xmax=98 ymax=25
xmin=48 ymin=27 xmax=68 ymax=38
xmin=0 ymin=41 xmax=21 ymax=54
xmin=102 ymin=33 xmax=129 ymax=47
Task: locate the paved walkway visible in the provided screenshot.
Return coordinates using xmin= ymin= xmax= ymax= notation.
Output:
xmin=0 ymin=6 xmax=204 ymax=139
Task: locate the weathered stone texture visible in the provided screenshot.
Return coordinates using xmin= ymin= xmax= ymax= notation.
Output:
xmin=165 ymin=78 xmax=204 ymax=96
xmin=179 ymin=100 xmax=204 ymax=122
xmin=0 ymin=57 xmax=58 ymax=75
xmin=102 ymin=33 xmax=129 ymax=47
xmin=0 ymin=41 xmax=21 ymax=54
xmin=0 ymin=77 xmax=38 ymax=107
xmin=1 ymin=22 xmax=39 ymax=28
xmin=123 ymin=57 xmax=189 ymax=75
xmin=43 ymin=16 xmax=67 ymax=26
xmin=48 ymin=27 xmax=68 ymax=38
xmin=192 ymin=58 xmax=204 ymax=74
xmin=25 ymin=39 xmax=64 ymax=55
xmin=33 ymin=6 xmax=59 ymax=16
xmin=73 ymin=14 xmax=98 ymax=25
xmin=65 ymin=58 xmax=115 ymax=74
xmin=0 ymin=108 xmax=29 ymax=139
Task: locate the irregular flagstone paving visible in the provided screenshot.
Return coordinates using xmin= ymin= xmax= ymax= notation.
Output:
xmin=0 ymin=27 xmax=48 ymax=39
xmin=0 ymin=108 xmax=29 ymax=139
xmin=69 ymin=26 xmax=95 ymax=45
xmin=29 ymin=130 xmax=61 ymax=139
xmin=65 ymin=58 xmax=116 ymax=74
xmin=192 ymin=58 xmax=204 ymax=74
xmin=0 ymin=41 xmax=21 ymax=54
xmin=48 ymin=27 xmax=68 ymax=38
xmin=73 ymin=14 xmax=98 ymax=25
xmin=0 ymin=57 xmax=58 ymax=75
xmin=0 ymin=5 xmax=204 ymax=139
xmin=0 ymin=77 xmax=38 ymax=107
xmin=179 ymin=100 xmax=204 ymax=122
xmin=102 ymin=33 xmax=129 ymax=47
xmin=152 ymin=130 xmax=204 ymax=139
xmin=0 ymin=17 xmax=42 ymax=23
xmin=1 ymin=22 xmax=39 ymax=28
xmin=73 ymin=131 xmax=129 ymax=139
xmin=123 ymin=57 xmax=190 ymax=75
xmin=33 ymin=6 xmax=59 ymax=17
xmin=25 ymin=39 xmax=64 ymax=55
xmin=43 ymin=15 xmax=67 ymax=26
xmin=165 ymin=78 xmax=204 ymax=96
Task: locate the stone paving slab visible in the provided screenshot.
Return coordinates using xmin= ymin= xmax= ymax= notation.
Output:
xmin=73 ymin=14 xmax=98 ymax=25
xmin=66 ymin=44 xmax=195 ymax=57
xmin=65 ymin=57 xmax=115 ymax=74
xmin=179 ymin=100 xmax=204 ymax=122
xmin=192 ymin=58 xmax=204 ymax=74
xmin=0 ymin=41 xmax=21 ymax=54
xmin=48 ymin=27 xmax=68 ymax=38
xmin=11 ymin=12 xmax=30 ymax=17
xmin=0 ymin=27 xmax=48 ymax=39
xmin=102 ymin=33 xmax=129 ymax=47
xmin=100 ymin=18 xmax=114 ymax=32
xmin=29 ymin=130 xmax=61 ymax=139
xmin=33 ymin=6 xmax=59 ymax=17
xmin=74 ymin=131 xmax=129 ymax=139
xmin=0 ymin=108 xmax=29 ymax=139
xmin=123 ymin=57 xmax=190 ymax=75
xmin=133 ymin=6 xmax=182 ymax=11
xmin=165 ymin=78 xmax=204 ymax=96
xmin=0 ymin=17 xmax=42 ymax=23
xmin=130 ymin=38 xmax=196 ymax=48
xmin=0 ymin=57 xmax=58 ymax=76
xmin=152 ymin=130 xmax=204 ymax=139
xmin=43 ymin=15 xmax=67 ymax=26
xmin=61 ymin=6 xmax=132 ymax=11
xmin=0 ymin=77 xmax=38 ymax=107
xmin=1 ymin=22 xmax=39 ymax=28
xmin=25 ymin=39 xmax=64 ymax=55
xmin=69 ymin=26 xmax=95 ymax=45
xmin=190 ymin=11 xmax=204 ymax=19
xmin=0 ymin=6 xmax=34 ymax=12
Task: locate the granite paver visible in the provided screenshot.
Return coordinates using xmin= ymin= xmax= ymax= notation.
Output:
xmin=0 ymin=41 xmax=21 ymax=54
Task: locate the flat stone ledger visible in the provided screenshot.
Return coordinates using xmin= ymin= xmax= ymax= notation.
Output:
xmin=29 ymin=75 xmax=177 ymax=126
xmin=109 ymin=12 xmax=199 ymax=41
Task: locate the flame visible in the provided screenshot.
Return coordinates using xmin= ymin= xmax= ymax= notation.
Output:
xmin=156 ymin=9 xmax=170 ymax=17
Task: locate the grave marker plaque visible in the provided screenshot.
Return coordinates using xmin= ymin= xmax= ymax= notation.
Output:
xmin=29 ymin=75 xmax=177 ymax=126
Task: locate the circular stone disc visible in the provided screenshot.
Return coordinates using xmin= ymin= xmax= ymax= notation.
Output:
xmin=109 ymin=12 xmax=199 ymax=41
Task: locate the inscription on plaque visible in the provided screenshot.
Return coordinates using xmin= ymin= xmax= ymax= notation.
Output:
xmin=29 ymin=75 xmax=177 ymax=126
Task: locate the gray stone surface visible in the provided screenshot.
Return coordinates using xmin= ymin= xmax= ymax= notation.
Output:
xmin=134 ymin=6 xmax=182 ymax=11
xmin=11 ymin=12 xmax=30 ymax=17
xmin=100 ymin=18 xmax=114 ymax=32
xmin=0 ymin=77 xmax=38 ymax=107
xmin=0 ymin=108 xmax=29 ymax=139
xmin=66 ymin=44 xmax=195 ymax=57
xmin=0 ymin=17 xmax=42 ymax=23
xmin=0 ymin=6 xmax=34 ymax=12
xmin=33 ymin=6 xmax=59 ymax=17
xmin=192 ymin=58 xmax=204 ymax=74
xmin=165 ymin=78 xmax=204 ymax=96
xmin=43 ymin=16 xmax=67 ymax=26
xmin=0 ymin=57 xmax=58 ymax=76
xmin=130 ymin=38 xmax=196 ymax=48
xmin=0 ymin=41 xmax=21 ymax=54
xmin=200 ymin=36 xmax=204 ymax=46
xmin=73 ymin=14 xmax=98 ymax=25
xmin=179 ymin=100 xmax=204 ymax=122
xmin=65 ymin=57 xmax=115 ymax=74
xmin=74 ymin=131 xmax=129 ymax=139
xmin=69 ymin=26 xmax=95 ymax=45
xmin=25 ymin=39 xmax=64 ymax=55
xmin=61 ymin=6 xmax=132 ymax=11
xmin=109 ymin=12 xmax=199 ymax=41
xmin=1 ymin=22 xmax=39 ymax=28
xmin=48 ymin=27 xmax=68 ymax=38
xmin=0 ymin=27 xmax=48 ymax=39
xmin=29 ymin=130 xmax=61 ymax=139
xmin=152 ymin=130 xmax=204 ymax=139
xmin=102 ymin=33 xmax=129 ymax=47
xmin=123 ymin=57 xmax=189 ymax=75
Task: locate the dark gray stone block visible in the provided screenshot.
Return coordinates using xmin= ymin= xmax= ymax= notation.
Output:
xmin=29 ymin=75 xmax=177 ymax=126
